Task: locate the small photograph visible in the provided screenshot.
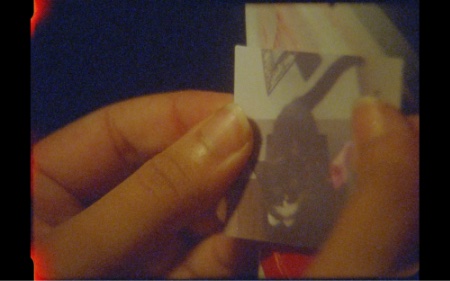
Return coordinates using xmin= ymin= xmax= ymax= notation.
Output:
xmin=225 ymin=46 xmax=403 ymax=249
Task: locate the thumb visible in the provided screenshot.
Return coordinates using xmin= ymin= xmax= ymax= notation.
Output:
xmin=304 ymin=97 xmax=419 ymax=278
xmin=36 ymin=103 xmax=253 ymax=279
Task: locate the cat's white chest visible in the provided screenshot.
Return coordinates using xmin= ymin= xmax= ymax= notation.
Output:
xmin=268 ymin=196 xmax=301 ymax=227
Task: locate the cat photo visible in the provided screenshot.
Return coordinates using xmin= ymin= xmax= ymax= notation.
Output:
xmin=226 ymin=46 xmax=403 ymax=249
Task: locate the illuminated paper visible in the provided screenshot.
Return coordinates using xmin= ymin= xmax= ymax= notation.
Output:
xmin=245 ymin=2 xmax=418 ymax=108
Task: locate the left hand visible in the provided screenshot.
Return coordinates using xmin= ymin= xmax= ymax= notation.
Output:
xmin=31 ymin=90 xmax=257 ymax=279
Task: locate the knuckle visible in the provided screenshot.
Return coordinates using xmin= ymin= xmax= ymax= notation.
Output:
xmin=138 ymin=151 xmax=198 ymax=205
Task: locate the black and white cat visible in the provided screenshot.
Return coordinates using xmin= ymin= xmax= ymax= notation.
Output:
xmin=255 ymin=121 xmax=333 ymax=247
xmin=254 ymin=54 xmax=360 ymax=247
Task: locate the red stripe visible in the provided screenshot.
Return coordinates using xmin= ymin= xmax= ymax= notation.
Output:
xmin=260 ymin=245 xmax=315 ymax=278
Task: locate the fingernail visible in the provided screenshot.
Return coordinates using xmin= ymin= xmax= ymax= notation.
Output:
xmin=352 ymin=96 xmax=399 ymax=146
xmin=199 ymin=103 xmax=252 ymax=159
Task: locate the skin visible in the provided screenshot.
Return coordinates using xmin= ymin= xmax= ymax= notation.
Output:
xmin=31 ymin=91 xmax=418 ymax=279
xmin=304 ymin=97 xmax=419 ymax=277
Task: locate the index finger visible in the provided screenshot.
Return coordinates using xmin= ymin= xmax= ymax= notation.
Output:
xmin=33 ymin=90 xmax=233 ymax=204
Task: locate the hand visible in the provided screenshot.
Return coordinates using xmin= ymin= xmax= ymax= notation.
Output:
xmin=304 ymin=97 xmax=419 ymax=278
xmin=31 ymin=91 xmax=257 ymax=279
xmin=32 ymin=91 xmax=419 ymax=279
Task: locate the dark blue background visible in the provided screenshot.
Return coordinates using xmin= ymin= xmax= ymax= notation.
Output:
xmin=31 ymin=0 xmax=419 ymax=140
xmin=31 ymin=0 xmax=246 ymax=139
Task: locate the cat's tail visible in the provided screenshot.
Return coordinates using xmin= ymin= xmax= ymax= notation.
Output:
xmin=295 ymin=55 xmax=364 ymax=111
